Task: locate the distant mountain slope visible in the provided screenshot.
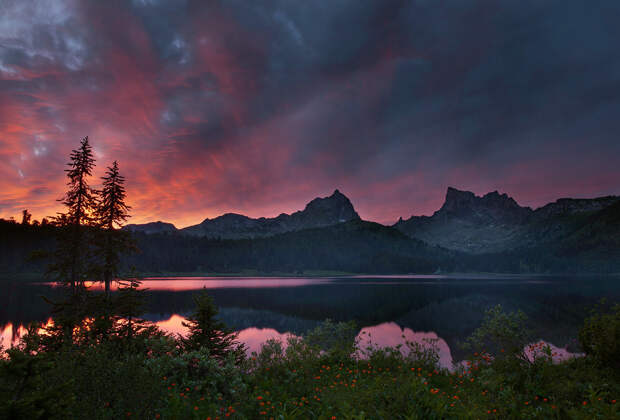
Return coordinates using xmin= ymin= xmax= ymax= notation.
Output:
xmin=125 ymin=189 xmax=361 ymax=239
xmin=547 ymin=199 xmax=620 ymax=260
xmin=124 ymin=221 xmax=177 ymax=234
xmin=394 ymin=187 xmax=620 ymax=254
xmin=394 ymin=188 xmax=533 ymax=253
xmin=2 ymin=192 xmax=619 ymax=275
xmin=124 ymin=220 xmax=455 ymax=274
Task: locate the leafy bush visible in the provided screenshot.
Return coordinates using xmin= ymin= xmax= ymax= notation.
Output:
xmin=579 ymin=302 xmax=620 ymax=371
xmin=463 ymin=304 xmax=530 ymax=363
xmin=303 ymin=318 xmax=358 ymax=362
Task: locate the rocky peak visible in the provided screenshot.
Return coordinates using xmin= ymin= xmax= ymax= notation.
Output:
xmin=440 ymin=187 xmax=477 ymax=213
xmin=301 ymin=189 xmax=361 ymax=222
xmin=480 ymin=191 xmax=524 ymax=211
xmin=437 ymin=187 xmax=531 ymax=222
xmin=177 ymin=189 xmax=360 ymax=238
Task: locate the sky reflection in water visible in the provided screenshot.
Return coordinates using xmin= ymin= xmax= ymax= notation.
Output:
xmin=3 ymin=276 xmax=611 ymax=367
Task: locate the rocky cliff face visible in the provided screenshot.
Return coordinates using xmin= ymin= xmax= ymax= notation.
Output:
xmin=179 ymin=189 xmax=361 ymax=239
xmin=435 ymin=187 xmax=532 ymax=223
xmin=394 ymin=187 xmax=620 ymax=254
xmin=394 ymin=188 xmax=532 ymax=253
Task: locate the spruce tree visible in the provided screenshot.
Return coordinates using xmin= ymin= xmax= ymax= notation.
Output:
xmin=181 ymin=290 xmax=246 ymax=363
xmin=112 ymin=276 xmax=152 ymax=342
xmin=44 ymin=136 xmax=98 ymax=345
xmin=49 ymin=136 xmax=98 ymax=296
xmin=95 ymin=160 xmax=133 ymax=298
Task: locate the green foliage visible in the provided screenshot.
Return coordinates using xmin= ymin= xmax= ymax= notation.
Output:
xmin=463 ymin=304 xmax=531 ymax=364
xmin=579 ymin=302 xmax=620 ymax=371
xmin=147 ymin=347 xmax=248 ymax=401
xmin=1 ymin=311 xmax=619 ymax=419
xmin=112 ymin=277 xmax=154 ymax=341
xmin=49 ymin=341 xmax=165 ymax=419
xmin=303 ymin=318 xmax=358 ymax=362
xmin=0 ymin=346 xmax=72 ymax=419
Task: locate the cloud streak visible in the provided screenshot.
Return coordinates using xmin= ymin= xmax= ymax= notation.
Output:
xmin=1 ymin=0 xmax=619 ymax=227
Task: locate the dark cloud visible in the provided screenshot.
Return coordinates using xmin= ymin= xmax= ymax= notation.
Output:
xmin=0 ymin=0 xmax=619 ymax=226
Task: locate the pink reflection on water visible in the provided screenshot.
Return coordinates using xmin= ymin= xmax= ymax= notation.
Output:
xmin=1 ymin=316 xmax=583 ymax=369
xmin=0 ymin=319 xmax=54 ymax=349
xmin=155 ymin=314 xmax=187 ymax=336
xmin=357 ymin=322 xmax=454 ymax=369
xmin=153 ymin=316 xmax=456 ymax=367
xmin=237 ymin=328 xmax=296 ymax=354
xmin=41 ymin=277 xmax=329 ymax=291
xmin=153 ymin=314 xmax=295 ymax=354
xmin=0 ymin=323 xmax=26 ymax=348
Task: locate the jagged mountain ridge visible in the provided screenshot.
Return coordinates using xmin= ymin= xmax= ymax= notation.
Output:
xmin=124 ymin=186 xmax=619 ymax=257
xmin=125 ymin=189 xmax=361 ymax=239
xmin=394 ymin=187 xmax=620 ymax=254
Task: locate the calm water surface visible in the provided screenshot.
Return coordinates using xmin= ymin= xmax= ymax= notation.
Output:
xmin=2 ymin=275 xmax=619 ymax=368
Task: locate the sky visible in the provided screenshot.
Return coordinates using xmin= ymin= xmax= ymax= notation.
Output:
xmin=1 ymin=0 xmax=619 ymax=228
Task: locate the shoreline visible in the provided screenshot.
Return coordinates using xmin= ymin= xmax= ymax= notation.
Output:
xmin=3 ymin=270 xmax=619 ymax=283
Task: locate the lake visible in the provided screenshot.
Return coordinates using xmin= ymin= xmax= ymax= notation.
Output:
xmin=2 ymin=275 xmax=618 ymax=368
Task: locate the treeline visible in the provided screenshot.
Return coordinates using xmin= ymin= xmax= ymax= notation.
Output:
xmin=3 ymin=216 xmax=620 ymax=276
xmin=0 ymin=218 xmax=450 ymax=275
xmin=125 ymin=220 xmax=454 ymax=274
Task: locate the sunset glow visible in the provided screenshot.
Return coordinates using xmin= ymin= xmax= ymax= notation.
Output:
xmin=1 ymin=1 xmax=619 ymax=226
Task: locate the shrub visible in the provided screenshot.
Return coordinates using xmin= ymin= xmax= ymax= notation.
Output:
xmin=463 ymin=304 xmax=531 ymax=366
xmin=180 ymin=290 xmax=246 ymax=363
xmin=303 ymin=318 xmax=358 ymax=362
xmin=579 ymin=302 xmax=620 ymax=371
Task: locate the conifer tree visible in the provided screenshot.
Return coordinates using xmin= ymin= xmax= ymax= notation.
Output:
xmin=44 ymin=136 xmax=98 ymax=344
xmin=181 ymin=290 xmax=246 ymax=363
xmin=49 ymin=136 xmax=98 ymax=296
xmin=112 ymin=276 xmax=152 ymax=341
xmin=95 ymin=160 xmax=133 ymax=298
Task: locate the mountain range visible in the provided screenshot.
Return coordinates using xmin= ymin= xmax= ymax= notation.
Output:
xmin=2 ymin=187 xmax=619 ymax=274
xmin=393 ymin=187 xmax=620 ymax=254
xmin=125 ymin=186 xmax=619 ymax=256
xmin=124 ymin=189 xmax=360 ymax=239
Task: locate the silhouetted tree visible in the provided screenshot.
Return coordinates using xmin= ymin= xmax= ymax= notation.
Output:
xmin=43 ymin=137 xmax=98 ymax=345
xmin=95 ymin=161 xmax=133 ymax=298
xmin=21 ymin=209 xmax=31 ymax=225
xmin=49 ymin=136 xmax=98 ymax=295
xmin=181 ymin=289 xmax=245 ymax=363
xmin=113 ymin=277 xmax=151 ymax=341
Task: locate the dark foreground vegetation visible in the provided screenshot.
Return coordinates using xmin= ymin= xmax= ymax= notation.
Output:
xmin=1 ymin=297 xmax=618 ymax=419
